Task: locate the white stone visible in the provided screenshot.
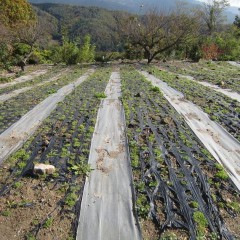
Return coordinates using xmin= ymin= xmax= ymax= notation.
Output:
xmin=34 ymin=163 xmax=56 ymax=175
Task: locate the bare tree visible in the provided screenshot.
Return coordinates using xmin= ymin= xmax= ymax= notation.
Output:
xmin=119 ymin=6 xmax=198 ymax=63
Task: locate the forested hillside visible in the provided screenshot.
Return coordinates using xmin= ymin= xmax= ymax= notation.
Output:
xmin=34 ymin=3 xmax=126 ymax=51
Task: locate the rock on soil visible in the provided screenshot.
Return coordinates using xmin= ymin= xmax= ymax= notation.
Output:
xmin=34 ymin=163 xmax=56 ymax=175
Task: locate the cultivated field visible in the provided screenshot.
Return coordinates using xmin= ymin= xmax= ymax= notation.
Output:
xmin=0 ymin=61 xmax=239 ymax=240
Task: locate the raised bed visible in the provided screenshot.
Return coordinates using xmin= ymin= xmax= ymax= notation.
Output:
xmin=144 ymin=65 xmax=240 ymax=142
xmin=0 ymin=67 xmax=86 ymax=134
xmin=160 ymin=61 xmax=240 ymax=93
xmin=0 ymin=65 xmax=65 ymax=95
xmin=120 ymin=66 xmax=240 ymax=240
xmin=0 ymin=67 xmax=111 ymax=240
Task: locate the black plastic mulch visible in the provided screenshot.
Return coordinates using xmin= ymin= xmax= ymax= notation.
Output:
xmin=121 ymin=68 xmax=240 ymax=240
xmin=0 ymin=68 xmax=85 ymax=134
xmin=146 ymin=66 xmax=240 ymax=142
xmin=0 ymin=67 xmax=111 ymax=237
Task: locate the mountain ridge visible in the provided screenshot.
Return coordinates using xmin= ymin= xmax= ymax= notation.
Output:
xmin=29 ymin=0 xmax=238 ymax=22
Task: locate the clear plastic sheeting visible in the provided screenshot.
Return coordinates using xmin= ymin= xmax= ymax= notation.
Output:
xmin=0 ymin=69 xmax=94 ymax=164
xmin=0 ymin=69 xmax=48 ymax=89
xmin=77 ymin=72 xmax=141 ymax=240
xmin=178 ymin=74 xmax=240 ymax=102
xmin=141 ymin=71 xmax=240 ymax=191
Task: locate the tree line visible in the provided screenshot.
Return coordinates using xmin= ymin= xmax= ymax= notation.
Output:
xmin=0 ymin=0 xmax=240 ymax=71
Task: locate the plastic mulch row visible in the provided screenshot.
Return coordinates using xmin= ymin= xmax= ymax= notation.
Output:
xmin=0 ymin=66 xmax=62 ymax=95
xmin=0 ymin=68 xmax=111 ymax=237
xmin=121 ymin=69 xmax=239 ymax=239
xmin=0 ymin=68 xmax=86 ymax=134
xmin=160 ymin=62 xmax=240 ymax=93
xmin=146 ymin=66 xmax=240 ymax=142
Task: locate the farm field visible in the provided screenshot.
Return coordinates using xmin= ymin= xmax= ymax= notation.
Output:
xmin=160 ymin=60 xmax=240 ymax=93
xmin=0 ymin=62 xmax=239 ymax=240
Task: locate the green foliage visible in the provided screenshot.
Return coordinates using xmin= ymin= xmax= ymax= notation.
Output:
xmin=214 ymin=163 xmax=229 ymax=180
xmin=78 ymin=35 xmax=95 ymax=63
xmin=94 ymin=92 xmax=107 ymax=98
xmin=136 ymin=194 xmax=150 ymax=218
xmin=0 ymin=0 xmax=36 ymax=27
xmin=189 ymin=44 xmax=202 ymax=62
xmin=64 ymin=192 xmax=78 ymax=208
xmin=190 ymin=201 xmax=199 ymax=209
xmin=69 ymin=162 xmax=92 ymax=176
xmin=50 ymin=35 xmax=95 ymax=64
xmin=43 ymin=217 xmax=54 ymax=228
xmin=1 ymin=210 xmax=11 ymax=217
xmin=9 ymin=149 xmax=30 ymax=163
xmin=160 ymin=232 xmax=178 ymax=240
xmin=151 ymin=86 xmax=160 ymax=92
xmin=51 ymin=41 xmax=78 ymax=65
xmin=226 ymin=201 xmax=240 ymax=213
xmin=25 ymin=233 xmax=36 ymax=240
xmin=13 ymin=182 xmax=23 ymax=189
xmin=193 ymin=211 xmax=208 ymax=236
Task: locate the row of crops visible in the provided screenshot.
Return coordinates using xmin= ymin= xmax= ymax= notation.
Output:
xmin=0 ymin=63 xmax=239 ymax=239
xmin=120 ymin=67 xmax=240 ymax=239
xmin=0 ymin=67 xmax=86 ymax=134
xmin=160 ymin=61 xmax=240 ymax=93
xmin=0 ymin=67 xmax=111 ymax=239
xmin=144 ymin=65 xmax=240 ymax=142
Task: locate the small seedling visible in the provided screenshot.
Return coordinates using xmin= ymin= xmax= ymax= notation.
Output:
xmin=43 ymin=217 xmax=54 ymax=228
xmin=94 ymin=92 xmax=107 ymax=98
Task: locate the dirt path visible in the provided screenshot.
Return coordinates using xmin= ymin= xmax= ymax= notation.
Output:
xmin=0 ymin=69 xmax=94 ymax=165
xmin=76 ymin=72 xmax=141 ymax=240
xmin=0 ymin=69 xmax=49 ymax=89
xmin=0 ymin=68 xmax=70 ymax=103
xmin=141 ymin=71 xmax=240 ymax=190
xmin=178 ymin=74 xmax=240 ymax=102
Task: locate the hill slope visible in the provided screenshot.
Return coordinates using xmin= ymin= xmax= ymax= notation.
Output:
xmin=34 ymin=3 xmax=126 ymax=51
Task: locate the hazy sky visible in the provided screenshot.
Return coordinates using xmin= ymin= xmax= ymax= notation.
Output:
xmin=197 ymin=0 xmax=240 ymax=8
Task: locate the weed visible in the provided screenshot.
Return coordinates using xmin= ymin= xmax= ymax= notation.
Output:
xmin=47 ymin=88 xmax=57 ymax=94
xmin=69 ymin=162 xmax=92 ymax=176
xmin=2 ymin=210 xmax=11 ymax=217
xmin=215 ymin=170 xmax=229 ymax=180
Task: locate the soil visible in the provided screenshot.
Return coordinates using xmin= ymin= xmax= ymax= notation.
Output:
xmin=0 ymin=175 xmax=74 ymax=240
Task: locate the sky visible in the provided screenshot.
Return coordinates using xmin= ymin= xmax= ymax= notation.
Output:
xmin=197 ymin=0 xmax=240 ymax=8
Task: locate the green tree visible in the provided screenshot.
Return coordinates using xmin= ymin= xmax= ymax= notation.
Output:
xmin=78 ymin=35 xmax=95 ymax=63
xmin=0 ymin=0 xmax=36 ymax=71
xmin=0 ymin=0 xmax=35 ymax=28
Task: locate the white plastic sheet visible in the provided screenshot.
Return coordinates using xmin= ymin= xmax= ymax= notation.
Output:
xmin=77 ymin=72 xmax=141 ymax=240
xmin=0 ymin=69 xmax=94 ymax=164
xmin=141 ymin=71 xmax=240 ymax=190
xmin=178 ymin=74 xmax=240 ymax=102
